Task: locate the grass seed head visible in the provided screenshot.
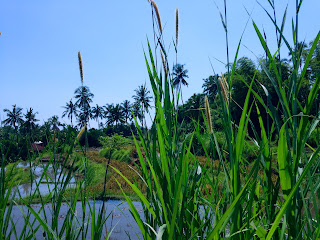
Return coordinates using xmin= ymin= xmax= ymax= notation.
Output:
xmin=151 ymin=1 xmax=162 ymax=34
xmin=78 ymin=51 xmax=84 ymax=84
xmin=74 ymin=125 xmax=86 ymax=144
xmin=160 ymin=51 xmax=167 ymax=76
xmin=176 ymin=8 xmax=179 ymax=46
xmin=204 ymin=96 xmax=213 ymax=133
xmin=221 ymin=73 xmax=229 ymax=91
xmin=218 ymin=74 xmax=229 ymax=106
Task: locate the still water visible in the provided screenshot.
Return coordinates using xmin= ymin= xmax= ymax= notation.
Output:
xmin=9 ymin=200 xmax=143 ymax=240
xmin=8 ymin=162 xmax=143 ymax=239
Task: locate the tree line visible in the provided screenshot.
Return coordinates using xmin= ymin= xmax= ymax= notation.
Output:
xmin=1 ymin=39 xmax=319 ymax=161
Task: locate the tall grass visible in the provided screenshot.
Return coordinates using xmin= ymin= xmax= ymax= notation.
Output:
xmin=207 ymin=0 xmax=320 ymax=238
xmin=0 ymin=0 xmax=319 ymax=239
xmin=0 ymin=53 xmax=112 ymax=239
xmin=115 ymin=0 xmax=320 ymax=239
xmin=113 ymin=3 xmax=214 ymax=240
xmin=0 ymin=127 xmax=112 ymax=239
xmin=0 ymin=145 xmax=16 ymax=239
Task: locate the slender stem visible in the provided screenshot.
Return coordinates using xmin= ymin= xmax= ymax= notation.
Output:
xmin=102 ymin=152 xmax=112 ymax=211
xmin=151 ymin=6 xmax=158 ymax=70
xmin=272 ymin=0 xmax=282 ymax=83
xmin=272 ymin=0 xmax=280 ymax=60
xmin=224 ymin=0 xmax=230 ymax=81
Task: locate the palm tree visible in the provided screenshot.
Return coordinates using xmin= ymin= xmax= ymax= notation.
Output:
xmin=91 ymin=104 xmax=105 ymax=129
xmin=24 ymin=108 xmax=39 ymax=137
xmin=47 ymin=115 xmax=64 ymax=132
xmin=202 ymin=75 xmax=218 ymax=101
xmin=62 ymin=99 xmax=78 ymax=127
xmin=77 ymin=110 xmax=91 ymax=129
xmin=132 ymin=103 xmax=143 ymax=125
xmin=133 ymin=84 xmax=152 ymax=128
xmin=103 ymin=104 xmax=113 ymax=127
xmin=74 ymin=86 xmax=94 ymax=126
xmin=2 ymin=105 xmax=24 ymax=143
xmin=121 ymin=100 xmax=132 ymax=123
xmin=172 ymin=63 xmax=189 ymax=103
xmin=107 ymin=104 xmax=124 ymax=127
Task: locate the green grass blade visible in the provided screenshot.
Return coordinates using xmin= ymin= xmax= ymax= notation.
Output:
xmin=207 ymin=157 xmax=260 ymax=239
xmin=266 ymin=145 xmax=320 ymax=239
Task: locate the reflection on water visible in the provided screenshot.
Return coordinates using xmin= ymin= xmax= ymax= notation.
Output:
xmin=8 ymin=162 xmax=144 ymax=239
xmin=11 ymin=162 xmax=76 ymax=199
xmin=9 ymin=200 xmax=143 ymax=240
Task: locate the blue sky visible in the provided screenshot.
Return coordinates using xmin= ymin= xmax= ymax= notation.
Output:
xmin=1 ymin=0 xmax=319 ymax=128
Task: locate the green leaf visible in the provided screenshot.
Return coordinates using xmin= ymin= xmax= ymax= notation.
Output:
xmin=207 ymin=157 xmax=260 ymax=239
xmin=266 ymin=145 xmax=320 ymax=239
xmin=277 ymin=124 xmax=292 ymax=199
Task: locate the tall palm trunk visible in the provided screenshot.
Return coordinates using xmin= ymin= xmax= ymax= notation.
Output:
xmin=179 ymin=83 xmax=184 ymax=104
xmin=15 ymin=125 xmax=18 ymax=145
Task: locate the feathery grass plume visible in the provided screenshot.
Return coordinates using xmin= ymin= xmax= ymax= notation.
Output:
xmin=221 ymin=73 xmax=229 ymax=91
xmin=176 ymin=8 xmax=179 ymax=46
xmin=78 ymin=51 xmax=84 ymax=84
xmin=74 ymin=125 xmax=86 ymax=144
xmin=160 ymin=51 xmax=168 ymax=76
xmin=151 ymin=1 xmax=162 ymax=33
xmin=218 ymin=74 xmax=229 ymax=106
xmin=204 ymin=96 xmax=213 ymax=133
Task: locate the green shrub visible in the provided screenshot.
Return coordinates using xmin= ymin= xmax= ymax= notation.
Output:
xmin=99 ymin=145 xmax=134 ymax=163
xmin=79 ymin=128 xmax=105 ymax=147
xmin=0 ymin=140 xmax=19 ymax=164
xmin=214 ymin=131 xmax=226 ymax=148
xmin=5 ymin=162 xmax=33 ymax=184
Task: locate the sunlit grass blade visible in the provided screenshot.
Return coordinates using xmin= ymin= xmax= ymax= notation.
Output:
xmin=207 ymin=157 xmax=260 ymax=239
xmin=266 ymin=145 xmax=320 ymax=239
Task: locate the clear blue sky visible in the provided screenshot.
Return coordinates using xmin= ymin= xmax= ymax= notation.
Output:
xmin=1 ymin=0 xmax=319 ymax=128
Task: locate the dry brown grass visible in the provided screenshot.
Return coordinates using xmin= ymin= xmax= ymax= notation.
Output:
xmin=151 ymin=1 xmax=162 ymax=33
xmin=85 ymin=151 xmax=145 ymax=197
xmin=86 ymin=151 xmax=105 ymax=164
xmin=85 ymin=151 xmax=279 ymax=199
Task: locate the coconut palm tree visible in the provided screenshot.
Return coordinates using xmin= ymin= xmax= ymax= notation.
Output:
xmin=74 ymin=86 xmax=94 ymax=126
xmin=2 ymin=105 xmax=24 ymax=143
xmin=103 ymin=104 xmax=113 ymax=126
xmin=121 ymin=100 xmax=132 ymax=123
xmin=132 ymin=103 xmax=143 ymax=125
xmin=62 ymin=99 xmax=78 ymax=127
xmin=91 ymin=104 xmax=104 ymax=129
xmin=47 ymin=115 xmax=64 ymax=132
xmin=107 ymin=104 xmax=124 ymax=127
xmin=77 ymin=110 xmax=91 ymax=129
xmin=133 ymin=84 xmax=152 ymax=128
xmin=24 ymin=108 xmax=39 ymax=137
xmin=172 ymin=63 xmax=189 ymax=103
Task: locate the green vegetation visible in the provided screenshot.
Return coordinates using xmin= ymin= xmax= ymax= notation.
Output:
xmin=1 ymin=0 xmax=320 ymax=239
xmin=5 ymin=162 xmax=34 ymax=185
xmin=113 ymin=1 xmax=320 ymax=239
